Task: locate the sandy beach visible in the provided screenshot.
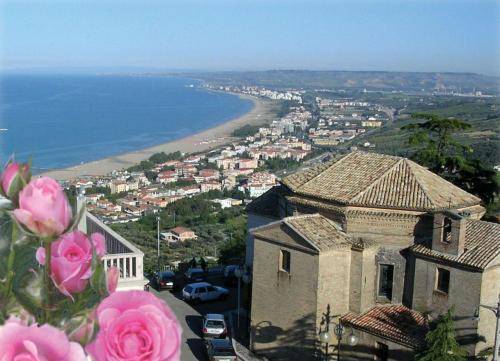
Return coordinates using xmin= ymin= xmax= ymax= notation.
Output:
xmin=43 ymin=94 xmax=276 ymax=181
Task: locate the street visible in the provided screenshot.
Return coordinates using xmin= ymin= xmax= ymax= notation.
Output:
xmin=151 ymin=277 xmax=239 ymax=361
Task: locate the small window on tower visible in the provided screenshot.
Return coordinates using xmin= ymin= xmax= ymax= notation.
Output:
xmin=280 ymin=250 xmax=291 ymax=273
xmin=436 ymin=268 xmax=450 ymax=294
xmin=442 ymin=217 xmax=452 ymax=244
xmin=378 ymin=264 xmax=394 ymax=301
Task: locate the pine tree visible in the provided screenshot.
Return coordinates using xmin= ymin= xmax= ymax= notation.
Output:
xmin=416 ymin=308 xmax=468 ymax=361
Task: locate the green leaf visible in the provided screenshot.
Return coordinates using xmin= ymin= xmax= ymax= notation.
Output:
xmin=90 ymin=244 xmax=108 ymax=297
xmin=10 ymin=243 xmax=44 ymax=320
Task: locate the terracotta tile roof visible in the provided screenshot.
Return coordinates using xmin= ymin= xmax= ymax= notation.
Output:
xmin=251 ymin=214 xmax=373 ymax=253
xmin=341 ymin=305 xmax=429 ymax=349
xmin=170 ymin=226 xmax=193 ymax=235
xmin=282 ymin=151 xmax=481 ymax=211
xmin=411 ymin=220 xmax=500 ymax=270
xmin=284 ymin=214 xmax=353 ymax=251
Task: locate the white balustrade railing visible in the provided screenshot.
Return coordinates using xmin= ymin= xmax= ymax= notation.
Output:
xmin=76 ymin=199 xmax=146 ymax=290
xmin=102 ymin=253 xmax=143 ymax=280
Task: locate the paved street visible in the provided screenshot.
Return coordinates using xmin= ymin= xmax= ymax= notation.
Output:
xmin=151 ymin=277 xmax=238 ymax=361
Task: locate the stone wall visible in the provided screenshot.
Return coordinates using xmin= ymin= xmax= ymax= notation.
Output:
xmin=246 ymin=213 xmax=279 ymax=267
xmin=477 ymin=254 xmax=500 ymax=356
xmin=250 ymin=237 xmax=320 ymax=361
xmin=374 ymin=246 xmax=407 ymax=305
xmin=316 ymin=249 xmax=352 ymax=331
xmin=411 ymin=257 xmax=483 ymax=355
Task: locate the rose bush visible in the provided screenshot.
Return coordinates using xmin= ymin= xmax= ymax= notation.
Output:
xmin=0 ymin=163 xmax=182 ymax=360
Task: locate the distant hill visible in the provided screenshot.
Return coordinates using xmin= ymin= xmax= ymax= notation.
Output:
xmin=180 ymin=70 xmax=499 ymax=94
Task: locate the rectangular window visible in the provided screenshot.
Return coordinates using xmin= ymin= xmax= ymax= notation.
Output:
xmin=442 ymin=217 xmax=452 ymax=244
xmin=280 ymin=250 xmax=291 ymax=273
xmin=436 ymin=268 xmax=450 ymax=294
xmin=378 ymin=264 xmax=394 ymax=300
xmin=374 ymin=342 xmax=388 ymax=361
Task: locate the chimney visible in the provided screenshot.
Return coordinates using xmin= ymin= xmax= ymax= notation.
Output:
xmin=431 ymin=211 xmax=467 ymax=256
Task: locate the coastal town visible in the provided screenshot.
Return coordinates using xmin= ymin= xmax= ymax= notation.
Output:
xmin=2 ymin=2 xmax=499 ymax=361
xmin=63 ymin=88 xmax=392 ymax=229
xmin=51 ymin=81 xmax=499 ymax=361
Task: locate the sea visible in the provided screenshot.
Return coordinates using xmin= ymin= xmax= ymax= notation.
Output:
xmin=0 ymin=74 xmax=254 ymax=172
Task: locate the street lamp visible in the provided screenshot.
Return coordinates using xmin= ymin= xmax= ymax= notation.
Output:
xmin=156 ymin=216 xmax=161 ymax=273
xmin=319 ymin=322 xmax=358 ymax=360
xmin=474 ymin=294 xmax=500 ymax=361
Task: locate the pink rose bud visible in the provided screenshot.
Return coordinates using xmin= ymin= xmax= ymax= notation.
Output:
xmin=0 ymin=317 xmax=86 ymax=361
xmin=0 ymin=162 xmax=30 ymax=200
xmin=36 ymin=230 xmax=98 ymax=298
xmin=68 ymin=314 xmax=96 ymax=346
xmin=86 ymin=291 xmax=182 ymax=361
xmin=106 ymin=266 xmax=119 ymax=293
xmin=13 ymin=176 xmax=72 ymax=237
xmin=91 ymin=232 xmax=106 ymax=257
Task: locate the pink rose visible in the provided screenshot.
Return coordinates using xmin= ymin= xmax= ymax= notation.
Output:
xmin=36 ymin=230 xmax=106 ymax=298
xmin=0 ymin=162 xmax=30 ymax=199
xmin=91 ymin=232 xmax=106 ymax=257
xmin=106 ymin=266 xmax=119 ymax=293
xmin=13 ymin=177 xmax=71 ymax=237
xmin=0 ymin=317 xmax=86 ymax=361
xmin=86 ymin=291 xmax=182 ymax=361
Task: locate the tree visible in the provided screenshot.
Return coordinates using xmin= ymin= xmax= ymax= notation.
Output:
xmin=402 ymin=113 xmax=472 ymax=172
xmin=416 ymin=308 xmax=467 ymax=361
xmin=403 ymin=113 xmax=499 ymax=208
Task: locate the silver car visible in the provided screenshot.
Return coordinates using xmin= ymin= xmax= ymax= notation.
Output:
xmin=202 ymin=314 xmax=227 ymax=338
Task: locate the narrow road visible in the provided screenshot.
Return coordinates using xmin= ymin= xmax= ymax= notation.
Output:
xmin=151 ymin=281 xmax=238 ymax=361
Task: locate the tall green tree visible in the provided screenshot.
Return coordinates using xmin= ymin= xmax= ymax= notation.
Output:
xmin=402 ymin=113 xmax=472 ymax=172
xmin=403 ymin=113 xmax=499 ymax=206
xmin=416 ymin=308 xmax=467 ymax=361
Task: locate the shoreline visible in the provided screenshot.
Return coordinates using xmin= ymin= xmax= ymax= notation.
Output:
xmin=43 ymin=94 xmax=276 ymax=181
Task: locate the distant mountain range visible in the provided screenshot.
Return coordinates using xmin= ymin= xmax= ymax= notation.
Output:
xmin=178 ymin=70 xmax=499 ymax=94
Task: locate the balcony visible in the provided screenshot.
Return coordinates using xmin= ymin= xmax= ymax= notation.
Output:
xmin=78 ymin=210 xmax=147 ymax=291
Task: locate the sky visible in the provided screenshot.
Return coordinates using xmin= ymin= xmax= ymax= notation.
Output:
xmin=1 ymin=0 xmax=499 ymax=75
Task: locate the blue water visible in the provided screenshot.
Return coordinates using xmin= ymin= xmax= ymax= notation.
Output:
xmin=0 ymin=75 xmax=253 ymax=171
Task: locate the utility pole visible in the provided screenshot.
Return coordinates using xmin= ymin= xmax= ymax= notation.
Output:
xmin=156 ymin=216 xmax=160 ymax=273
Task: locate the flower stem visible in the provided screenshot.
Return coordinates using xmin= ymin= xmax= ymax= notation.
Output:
xmin=43 ymin=238 xmax=52 ymax=323
xmin=0 ymin=221 xmax=17 ymax=319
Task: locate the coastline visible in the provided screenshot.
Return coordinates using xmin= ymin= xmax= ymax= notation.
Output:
xmin=43 ymin=94 xmax=276 ymax=181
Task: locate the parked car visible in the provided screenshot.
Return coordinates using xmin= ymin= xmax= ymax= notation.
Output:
xmin=202 ymin=314 xmax=227 ymax=339
xmin=182 ymin=282 xmax=229 ymax=303
xmin=223 ymin=265 xmax=239 ymax=286
xmin=152 ymin=271 xmax=176 ymax=290
xmin=205 ymin=338 xmax=237 ymax=361
xmin=184 ymin=268 xmax=207 ymax=283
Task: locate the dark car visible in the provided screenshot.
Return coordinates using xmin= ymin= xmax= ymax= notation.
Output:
xmin=223 ymin=265 xmax=239 ymax=286
xmin=205 ymin=338 xmax=237 ymax=361
xmin=184 ymin=268 xmax=207 ymax=283
xmin=152 ymin=271 xmax=176 ymax=290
